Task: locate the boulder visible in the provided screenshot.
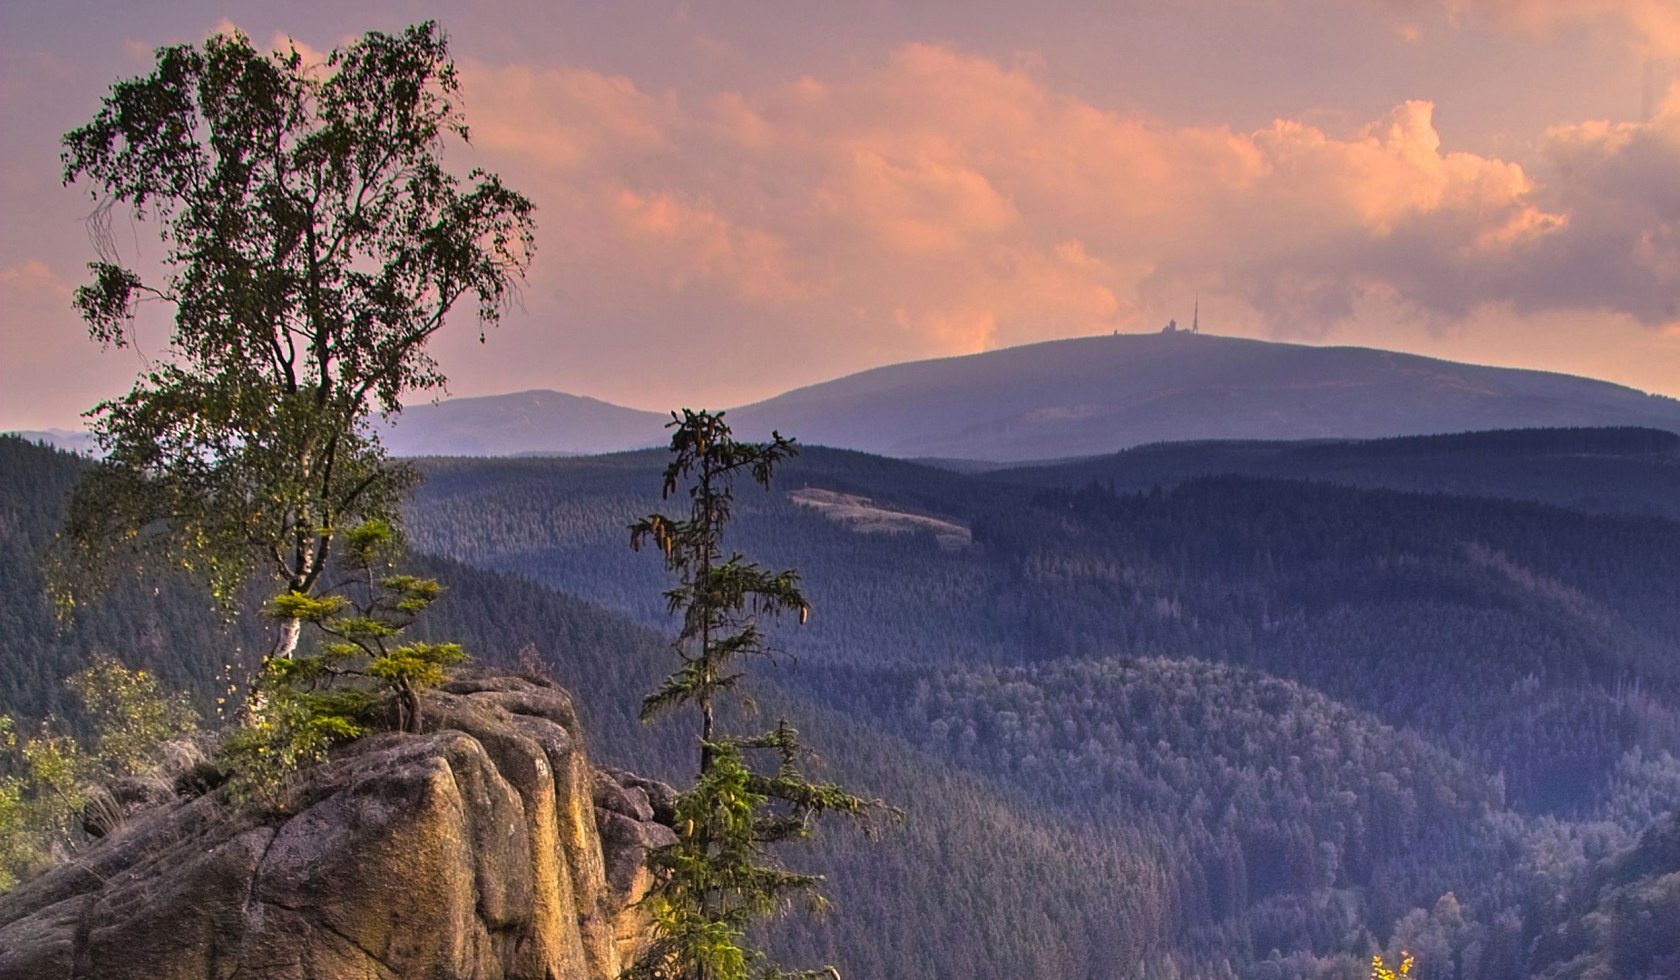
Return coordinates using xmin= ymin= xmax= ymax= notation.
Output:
xmin=0 ymin=674 xmax=674 ymax=980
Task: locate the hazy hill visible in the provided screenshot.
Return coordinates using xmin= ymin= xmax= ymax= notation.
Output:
xmin=377 ymin=389 xmax=668 ymax=457
xmin=724 ymin=333 xmax=1680 ymax=461
xmin=31 ymin=336 xmax=1680 ymax=464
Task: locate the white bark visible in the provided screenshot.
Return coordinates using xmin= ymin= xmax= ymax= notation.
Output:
xmin=273 ymin=615 xmax=302 ymax=660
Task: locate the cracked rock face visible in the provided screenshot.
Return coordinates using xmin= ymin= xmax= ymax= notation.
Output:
xmin=0 ymin=675 xmax=674 ymax=980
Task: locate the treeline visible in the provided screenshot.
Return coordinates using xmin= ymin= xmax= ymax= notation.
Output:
xmin=811 ymin=655 xmax=1547 ymax=976
xmin=971 ymin=478 xmax=1680 ymax=812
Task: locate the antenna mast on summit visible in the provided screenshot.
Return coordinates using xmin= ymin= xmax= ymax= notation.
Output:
xmin=1192 ymin=294 xmax=1199 ymax=334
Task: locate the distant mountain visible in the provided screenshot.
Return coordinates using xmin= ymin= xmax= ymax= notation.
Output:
xmin=374 ymin=333 xmax=1680 ymax=462
xmin=377 ymin=389 xmax=667 ymax=457
xmin=725 ymin=332 xmax=1680 ymax=461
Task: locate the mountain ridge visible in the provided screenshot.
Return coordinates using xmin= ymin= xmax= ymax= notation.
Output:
xmin=724 ymin=332 xmax=1680 ymax=460
xmin=376 ymin=333 xmax=1680 ymax=461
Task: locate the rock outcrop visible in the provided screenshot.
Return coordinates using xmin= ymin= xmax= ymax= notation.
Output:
xmin=0 ymin=674 xmax=676 ymax=980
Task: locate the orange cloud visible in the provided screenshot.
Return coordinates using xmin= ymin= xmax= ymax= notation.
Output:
xmin=1392 ymin=0 xmax=1680 ymax=55
xmin=1516 ymin=80 xmax=1680 ymax=324
xmin=449 ymin=41 xmax=1678 ymax=392
xmin=821 ymin=149 xmax=1018 ymax=254
xmin=611 ymin=189 xmax=811 ymax=303
xmin=461 ymin=61 xmax=671 ymax=171
xmin=0 ymin=259 xmax=71 ymax=301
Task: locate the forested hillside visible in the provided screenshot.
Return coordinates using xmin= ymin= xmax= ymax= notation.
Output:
xmin=995 ymin=427 xmax=1680 ymax=522
xmin=1524 ymin=809 xmax=1680 ymax=978
xmin=401 ymin=436 xmax=1680 ymax=976
xmin=0 ymin=439 xmax=1176 ymax=976
xmin=409 ymin=442 xmax=1680 ymax=817
xmin=0 ymin=437 xmax=267 ymax=722
xmin=8 ymin=433 xmax=1680 ymax=976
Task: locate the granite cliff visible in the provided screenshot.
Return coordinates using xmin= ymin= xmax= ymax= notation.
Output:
xmin=0 ymin=674 xmax=676 ymax=979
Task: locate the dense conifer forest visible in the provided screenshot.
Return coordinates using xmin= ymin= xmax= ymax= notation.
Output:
xmin=6 ymin=429 xmax=1680 ymax=977
xmin=992 ymin=427 xmax=1680 ymax=522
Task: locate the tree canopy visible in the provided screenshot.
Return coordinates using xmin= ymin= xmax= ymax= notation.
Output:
xmin=58 ymin=22 xmax=535 ymax=656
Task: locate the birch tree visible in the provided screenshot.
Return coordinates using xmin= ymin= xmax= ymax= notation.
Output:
xmin=58 ymin=22 xmax=534 ymax=658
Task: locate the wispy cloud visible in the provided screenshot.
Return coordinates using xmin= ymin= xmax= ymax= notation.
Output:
xmin=1387 ymin=0 xmax=1680 ymax=54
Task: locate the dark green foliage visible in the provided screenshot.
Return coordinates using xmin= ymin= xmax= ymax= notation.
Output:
xmin=628 ymin=411 xmax=880 ymax=980
xmin=56 ymin=23 xmax=534 ymax=656
xmin=65 ymin=655 xmax=199 ymax=777
xmin=630 ymin=412 xmax=806 ymax=734
xmin=221 ymin=519 xmax=463 ymax=803
xmin=217 ymin=651 xmax=369 ymax=806
xmin=272 ymin=519 xmax=465 ymax=733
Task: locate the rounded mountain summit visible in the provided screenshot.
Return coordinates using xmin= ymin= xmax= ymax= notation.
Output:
xmin=383 ymin=334 xmax=1680 ymax=463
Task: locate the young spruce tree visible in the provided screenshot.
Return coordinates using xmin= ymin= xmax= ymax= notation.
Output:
xmin=629 ymin=410 xmax=879 ymax=980
xmin=221 ymin=519 xmax=464 ymax=804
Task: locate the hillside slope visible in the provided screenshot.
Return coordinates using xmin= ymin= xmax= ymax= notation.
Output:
xmin=0 ymin=443 xmax=1178 ymax=978
xmin=407 ymin=444 xmax=1680 ymax=814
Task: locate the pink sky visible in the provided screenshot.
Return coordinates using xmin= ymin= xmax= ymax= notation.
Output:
xmin=3 ymin=0 xmax=1678 ymax=430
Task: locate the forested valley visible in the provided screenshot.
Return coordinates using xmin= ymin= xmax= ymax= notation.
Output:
xmin=6 ymin=428 xmax=1680 ymax=977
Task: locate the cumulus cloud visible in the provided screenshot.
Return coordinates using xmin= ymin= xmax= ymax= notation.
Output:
xmin=611 ymin=188 xmax=811 ymax=302
xmin=448 ymin=43 xmax=1679 ymax=398
xmin=1519 ymin=82 xmax=1680 ymax=322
